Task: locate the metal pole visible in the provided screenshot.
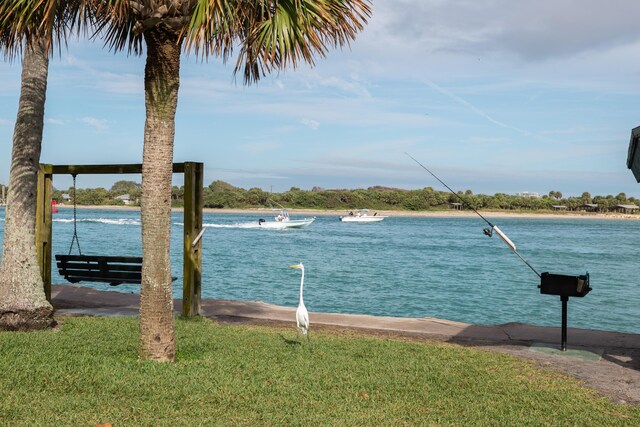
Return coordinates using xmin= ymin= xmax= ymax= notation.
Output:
xmin=561 ymin=296 xmax=568 ymax=351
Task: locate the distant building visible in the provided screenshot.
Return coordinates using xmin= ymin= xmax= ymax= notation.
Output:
xmin=579 ymin=203 xmax=599 ymax=212
xmin=552 ymin=205 xmax=567 ymax=211
xmin=615 ymin=204 xmax=639 ymax=214
xmin=450 ymin=202 xmax=463 ymax=210
xmin=115 ymin=194 xmax=132 ymax=205
xmin=517 ymin=191 xmax=541 ymax=198
xmin=62 ymin=193 xmax=71 ymax=201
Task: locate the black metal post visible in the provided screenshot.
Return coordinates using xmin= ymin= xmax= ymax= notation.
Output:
xmin=561 ymin=295 xmax=568 ymax=351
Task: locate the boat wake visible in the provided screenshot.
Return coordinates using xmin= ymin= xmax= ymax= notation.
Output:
xmin=53 ymin=218 xmax=141 ymax=226
xmin=200 ymin=222 xmax=297 ymax=230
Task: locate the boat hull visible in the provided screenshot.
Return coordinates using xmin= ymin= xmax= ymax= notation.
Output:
xmin=339 ymin=216 xmax=385 ymax=222
xmin=259 ymin=218 xmax=315 ymax=229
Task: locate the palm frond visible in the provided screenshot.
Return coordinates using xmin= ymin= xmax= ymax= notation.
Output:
xmin=182 ymin=0 xmax=370 ymax=84
xmin=0 ymin=0 xmax=94 ymax=60
xmin=90 ymin=0 xmax=144 ymax=55
xmin=184 ymin=0 xmax=240 ymax=61
xmin=235 ymin=0 xmax=372 ymax=84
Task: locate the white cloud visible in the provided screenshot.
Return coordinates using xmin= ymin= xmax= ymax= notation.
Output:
xmin=301 ymin=118 xmax=320 ymax=130
xmin=81 ymin=117 xmax=109 ymax=131
xmin=0 ymin=118 xmax=12 ymax=126
xmin=370 ymin=0 xmax=640 ymax=60
xmin=47 ymin=118 xmax=65 ymax=125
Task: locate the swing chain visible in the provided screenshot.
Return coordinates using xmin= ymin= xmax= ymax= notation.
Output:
xmin=68 ymin=173 xmax=82 ymax=256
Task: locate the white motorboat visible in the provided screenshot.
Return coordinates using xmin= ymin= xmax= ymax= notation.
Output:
xmin=339 ymin=209 xmax=386 ymax=222
xmin=258 ymin=208 xmax=315 ymax=229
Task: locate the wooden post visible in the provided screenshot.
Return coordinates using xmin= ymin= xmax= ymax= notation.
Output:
xmin=182 ymin=162 xmax=203 ymax=317
xmin=36 ymin=164 xmax=53 ymax=300
xmin=35 ymin=162 xmax=202 ymax=307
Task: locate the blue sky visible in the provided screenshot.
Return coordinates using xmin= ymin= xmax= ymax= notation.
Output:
xmin=1 ymin=0 xmax=640 ymax=197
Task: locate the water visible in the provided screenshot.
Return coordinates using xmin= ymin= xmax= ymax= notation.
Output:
xmin=1 ymin=207 xmax=639 ymax=334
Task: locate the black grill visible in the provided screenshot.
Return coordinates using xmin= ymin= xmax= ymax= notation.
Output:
xmin=539 ymin=272 xmax=591 ymax=297
xmin=539 ymin=272 xmax=591 ymax=351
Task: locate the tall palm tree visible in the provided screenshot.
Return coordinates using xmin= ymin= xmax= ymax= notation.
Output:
xmin=94 ymin=0 xmax=371 ymax=361
xmin=0 ymin=1 xmax=90 ymax=330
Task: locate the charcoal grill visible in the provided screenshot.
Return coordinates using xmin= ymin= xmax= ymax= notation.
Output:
xmin=539 ymin=272 xmax=591 ymax=351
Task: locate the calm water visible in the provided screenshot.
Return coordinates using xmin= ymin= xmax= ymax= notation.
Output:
xmin=1 ymin=207 xmax=639 ymax=334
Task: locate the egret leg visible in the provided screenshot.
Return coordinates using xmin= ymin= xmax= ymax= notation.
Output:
xmin=293 ymin=330 xmax=300 ymax=352
xmin=306 ymin=331 xmax=312 ymax=352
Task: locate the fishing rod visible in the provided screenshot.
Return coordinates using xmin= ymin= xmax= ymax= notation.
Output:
xmin=405 ymin=152 xmax=541 ymax=278
xmin=406 ymin=153 xmax=596 ymax=352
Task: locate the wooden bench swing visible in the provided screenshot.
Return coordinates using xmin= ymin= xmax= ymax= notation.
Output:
xmin=55 ymin=174 xmax=149 ymax=286
xmin=56 ymin=254 xmax=146 ymax=286
xmin=36 ymin=162 xmax=204 ymax=317
xmin=55 ymin=174 xmax=178 ymax=286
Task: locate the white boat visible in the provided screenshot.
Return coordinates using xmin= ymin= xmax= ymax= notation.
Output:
xmin=339 ymin=209 xmax=386 ymax=222
xmin=257 ymin=208 xmax=315 ymax=229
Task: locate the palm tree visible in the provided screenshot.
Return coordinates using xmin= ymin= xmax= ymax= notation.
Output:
xmin=0 ymin=1 xmax=90 ymax=330
xmin=94 ymin=0 xmax=371 ymax=361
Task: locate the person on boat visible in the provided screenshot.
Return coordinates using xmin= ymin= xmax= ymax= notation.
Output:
xmin=349 ymin=211 xmax=354 ymax=216
xmin=276 ymin=214 xmax=284 ymax=221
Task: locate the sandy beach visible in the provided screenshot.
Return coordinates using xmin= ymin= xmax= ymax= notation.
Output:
xmin=53 ymin=204 xmax=640 ymax=220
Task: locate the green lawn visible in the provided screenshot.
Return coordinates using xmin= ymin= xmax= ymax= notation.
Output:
xmin=0 ymin=316 xmax=637 ymax=426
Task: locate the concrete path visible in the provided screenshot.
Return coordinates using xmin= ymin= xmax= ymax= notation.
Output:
xmin=51 ymin=284 xmax=639 ymax=350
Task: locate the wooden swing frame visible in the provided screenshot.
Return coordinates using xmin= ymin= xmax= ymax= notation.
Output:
xmin=36 ymin=162 xmax=204 ymax=317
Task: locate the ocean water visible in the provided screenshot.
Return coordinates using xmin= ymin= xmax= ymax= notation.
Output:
xmin=1 ymin=207 xmax=639 ymax=334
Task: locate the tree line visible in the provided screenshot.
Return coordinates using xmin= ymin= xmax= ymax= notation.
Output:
xmin=54 ymin=179 xmax=640 ymax=212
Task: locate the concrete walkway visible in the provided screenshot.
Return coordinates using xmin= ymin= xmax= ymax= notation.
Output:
xmin=51 ymin=284 xmax=639 ymax=350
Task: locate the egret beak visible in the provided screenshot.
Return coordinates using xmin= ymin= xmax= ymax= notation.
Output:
xmin=289 ymin=264 xmax=301 ymax=269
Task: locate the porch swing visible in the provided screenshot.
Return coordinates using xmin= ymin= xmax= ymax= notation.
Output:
xmin=39 ymin=161 xmax=203 ymax=317
xmin=55 ymin=174 xmax=172 ymax=286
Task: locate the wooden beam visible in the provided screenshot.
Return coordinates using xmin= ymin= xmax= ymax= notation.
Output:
xmin=37 ymin=161 xmax=199 ymax=310
xmin=182 ymin=162 xmax=203 ymax=317
xmin=45 ymin=163 xmax=186 ymax=175
xmin=36 ymin=164 xmax=53 ymax=300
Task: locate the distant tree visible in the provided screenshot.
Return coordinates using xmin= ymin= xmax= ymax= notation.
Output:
xmin=75 ymin=188 xmax=110 ymax=205
xmin=246 ymin=187 xmax=268 ymax=206
xmin=549 ymin=190 xmax=563 ymax=200
xmin=110 ymin=180 xmax=141 ymax=195
xmin=581 ymin=192 xmax=592 ymax=204
xmin=209 ymin=180 xmax=237 ymax=192
xmin=402 ymin=195 xmax=428 ymax=211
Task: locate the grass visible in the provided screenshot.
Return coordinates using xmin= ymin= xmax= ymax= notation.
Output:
xmin=0 ymin=317 xmax=638 ymax=426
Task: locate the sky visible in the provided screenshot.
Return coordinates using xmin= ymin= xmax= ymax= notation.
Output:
xmin=2 ymin=0 xmax=640 ymax=197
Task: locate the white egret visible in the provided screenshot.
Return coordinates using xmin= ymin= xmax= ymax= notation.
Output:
xmin=289 ymin=263 xmax=310 ymax=344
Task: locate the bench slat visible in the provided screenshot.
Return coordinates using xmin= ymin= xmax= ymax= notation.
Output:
xmin=56 ymin=262 xmax=142 ymax=272
xmin=55 ymin=254 xmax=176 ymax=286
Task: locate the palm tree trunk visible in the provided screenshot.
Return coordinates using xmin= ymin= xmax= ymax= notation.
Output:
xmin=0 ymin=40 xmax=55 ymax=330
xmin=139 ymin=27 xmax=182 ymax=361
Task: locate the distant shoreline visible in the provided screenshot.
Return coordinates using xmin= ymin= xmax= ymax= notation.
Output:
xmin=50 ymin=204 xmax=640 ymax=221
